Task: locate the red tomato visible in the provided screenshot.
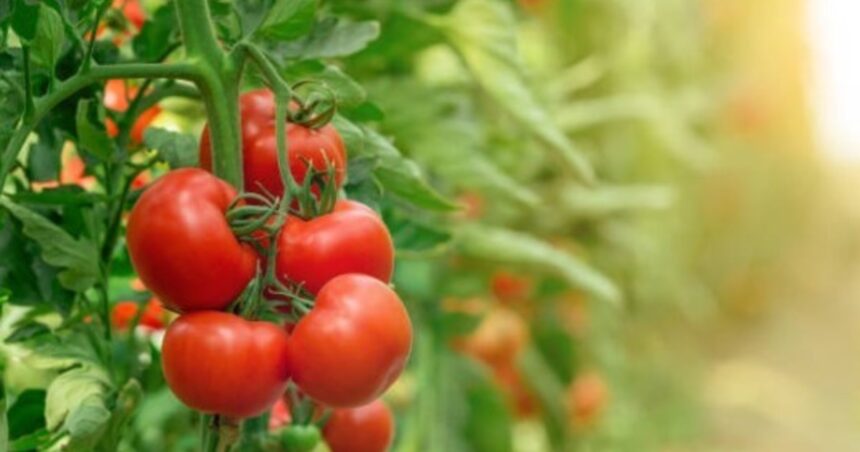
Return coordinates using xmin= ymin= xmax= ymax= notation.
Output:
xmin=323 ymin=400 xmax=394 ymax=452
xmin=114 ymin=0 xmax=145 ymax=30
xmin=566 ymin=371 xmax=608 ymax=427
xmin=103 ymin=79 xmax=161 ymax=145
xmin=275 ymin=200 xmax=393 ymax=295
xmin=288 ymin=274 xmax=412 ymax=407
xmin=111 ymin=298 xmax=165 ymax=330
xmin=162 ymin=312 xmax=290 ymax=418
xmin=456 ymin=306 xmax=528 ymax=368
xmin=268 ymin=398 xmax=292 ymax=431
xmin=490 ymin=270 xmax=532 ymax=301
xmin=199 ymin=89 xmax=346 ymax=199
xmin=126 ymin=168 xmax=258 ymax=312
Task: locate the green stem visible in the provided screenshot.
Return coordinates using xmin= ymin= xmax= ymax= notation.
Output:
xmin=173 ymin=0 xmax=244 ymax=188
xmin=0 ymin=63 xmax=200 ymax=190
xmin=21 ymin=46 xmax=33 ymax=120
xmin=82 ymin=2 xmax=108 ymax=73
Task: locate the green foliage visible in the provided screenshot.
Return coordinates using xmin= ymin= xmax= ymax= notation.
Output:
xmin=143 ymin=128 xmax=200 ymax=168
xmin=0 ymin=199 xmax=100 ymax=293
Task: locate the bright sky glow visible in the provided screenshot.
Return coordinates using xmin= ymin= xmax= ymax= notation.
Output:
xmin=807 ymin=0 xmax=860 ymax=160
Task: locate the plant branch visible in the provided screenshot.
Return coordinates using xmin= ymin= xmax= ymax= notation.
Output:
xmin=0 ymin=63 xmax=201 ymax=190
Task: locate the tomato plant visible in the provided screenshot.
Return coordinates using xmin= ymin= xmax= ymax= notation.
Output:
xmin=0 ymin=0 xmax=767 ymax=449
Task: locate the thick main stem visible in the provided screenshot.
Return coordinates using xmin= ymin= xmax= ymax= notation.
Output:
xmin=173 ymin=0 xmax=243 ymax=188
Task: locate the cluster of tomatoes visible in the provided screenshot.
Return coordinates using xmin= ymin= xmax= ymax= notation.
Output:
xmin=124 ymin=90 xmax=410 ymax=451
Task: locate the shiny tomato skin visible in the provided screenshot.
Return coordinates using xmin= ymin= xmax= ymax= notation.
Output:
xmin=276 ymin=200 xmax=393 ymax=294
xmin=323 ymin=400 xmax=394 ymax=452
xmin=199 ymin=89 xmax=346 ymax=198
xmin=288 ymin=274 xmax=412 ymax=407
xmin=162 ymin=312 xmax=291 ymax=418
xmin=248 ymin=123 xmax=346 ymax=198
xmin=126 ymin=168 xmax=258 ymax=312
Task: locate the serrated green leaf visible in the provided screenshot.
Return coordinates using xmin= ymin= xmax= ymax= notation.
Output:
xmin=257 ymin=0 xmax=316 ymax=41
xmin=0 ymin=198 xmax=100 ymax=292
xmin=337 ymin=119 xmax=456 ymax=211
xmin=430 ymin=0 xmax=594 ymax=183
xmin=30 ymin=5 xmax=64 ymax=70
xmin=278 ymin=18 xmax=379 ymax=59
xmin=142 ymin=128 xmax=199 ymax=168
xmin=5 ymin=321 xmax=50 ymax=343
xmin=45 ymin=366 xmax=111 ymax=436
xmin=64 ymin=398 xmax=111 ymax=450
xmin=455 ymin=224 xmax=621 ymax=304
xmin=75 ymin=100 xmax=113 ymax=162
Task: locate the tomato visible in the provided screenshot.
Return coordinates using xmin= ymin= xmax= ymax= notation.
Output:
xmin=111 ymin=298 xmax=165 ymax=330
xmin=323 ymin=400 xmax=394 ymax=452
xmin=288 ymin=274 xmax=412 ymax=407
xmin=103 ymin=79 xmax=161 ymax=144
xmin=199 ymin=89 xmax=347 ymax=199
xmin=268 ymin=398 xmax=292 ymax=431
xmin=493 ymin=364 xmax=538 ymax=418
xmin=566 ymin=371 xmax=608 ymax=427
xmin=31 ymin=147 xmax=96 ymax=191
xmin=276 ymin=200 xmax=393 ymax=295
xmin=162 ymin=311 xmax=290 ymax=418
xmin=126 ymin=168 xmax=258 ymax=312
xmin=456 ymin=306 xmax=528 ymax=368
xmin=281 ymin=424 xmax=321 ymax=452
xmin=490 ymin=270 xmax=532 ymax=302
xmin=114 ymin=0 xmax=145 ymax=30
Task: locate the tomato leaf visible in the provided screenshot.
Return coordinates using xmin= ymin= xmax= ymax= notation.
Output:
xmin=383 ymin=208 xmax=451 ymax=254
xmin=429 ymin=0 xmax=595 ymax=183
xmin=45 ymin=366 xmax=112 ymax=444
xmin=6 ymin=389 xmax=46 ymax=440
xmin=4 ymin=320 xmax=51 ymax=344
xmin=29 ymin=5 xmax=64 ymax=70
xmin=256 ymin=0 xmax=316 ymax=41
xmin=276 ymin=18 xmax=380 ymax=59
xmin=0 ymin=198 xmax=100 ymax=293
xmin=11 ymin=0 xmax=39 ymax=42
xmin=455 ymin=224 xmax=622 ymax=304
xmin=75 ymin=100 xmax=114 ymax=162
xmin=337 ymin=118 xmax=457 ymax=211
xmin=142 ymin=128 xmax=199 ymax=168
xmin=132 ymin=5 xmax=177 ymax=62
